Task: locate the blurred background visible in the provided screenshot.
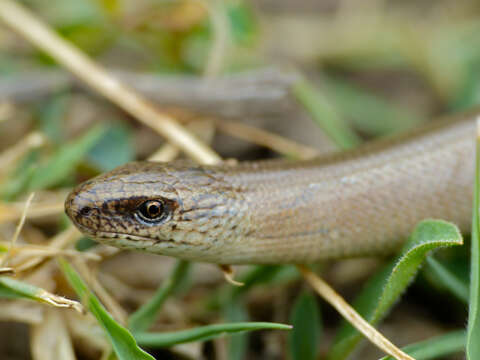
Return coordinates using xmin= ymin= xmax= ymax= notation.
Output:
xmin=0 ymin=0 xmax=478 ymax=359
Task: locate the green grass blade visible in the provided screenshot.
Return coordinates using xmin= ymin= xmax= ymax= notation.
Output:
xmin=0 ymin=276 xmax=80 ymax=311
xmin=323 ymin=76 xmax=424 ymax=136
xmin=329 ymin=220 xmax=463 ymax=360
xmin=288 ymin=291 xmax=322 ymax=360
xmin=426 ymin=256 xmax=469 ymax=303
xmin=225 ymin=301 xmax=249 ymax=360
xmin=467 ymin=121 xmax=480 ymax=359
xmin=134 ymin=322 xmax=292 ymax=348
xmin=28 ymin=124 xmax=106 ymax=190
xmin=0 ymin=276 xmax=54 ymax=300
xmin=380 ymin=330 xmax=466 ymax=360
xmin=128 ymin=260 xmax=190 ymax=333
xmin=87 ymin=124 xmax=134 ymax=171
xmin=59 ymin=259 xmax=155 ymax=360
xmin=37 ymin=92 xmax=69 ymax=144
xmin=292 ymin=79 xmax=361 ymax=150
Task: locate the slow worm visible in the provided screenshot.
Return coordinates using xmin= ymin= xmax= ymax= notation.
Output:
xmin=65 ymin=110 xmax=476 ymax=264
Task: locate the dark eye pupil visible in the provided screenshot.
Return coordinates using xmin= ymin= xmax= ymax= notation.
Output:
xmin=80 ymin=207 xmax=91 ymax=216
xmin=147 ymin=204 xmax=159 ymax=216
xmin=139 ymin=200 xmax=164 ymax=220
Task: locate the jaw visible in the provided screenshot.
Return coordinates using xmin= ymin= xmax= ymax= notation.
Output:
xmin=75 ymin=226 xmax=198 ymax=256
xmin=88 ymin=230 xmax=160 ymax=251
xmin=70 ymin=220 xmax=160 ymax=250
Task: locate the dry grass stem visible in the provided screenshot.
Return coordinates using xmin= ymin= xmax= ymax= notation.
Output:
xmin=148 ymin=143 xmax=181 ymax=163
xmin=216 ymin=120 xmax=320 ymax=159
xmin=0 ymin=267 xmax=14 ymax=275
xmin=73 ymin=259 xmax=128 ymax=325
xmin=15 ymin=226 xmax=82 ymax=273
xmin=64 ymin=311 xmax=109 ymax=354
xmin=98 ymin=272 xmax=149 ymax=305
xmin=15 ymin=247 xmax=100 ymax=261
xmin=31 ymin=308 xmax=76 ymax=360
xmin=4 ymin=246 xmax=101 ymax=272
xmin=0 ymin=0 xmax=221 ymax=165
xmin=37 ymin=289 xmax=84 ymax=313
xmin=149 ymin=119 xmax=216 ymax=162
xmin=477 ymin=116 xmax=480 ymax=138
xmin=0 ymin=201 xmax=67 ymax=224
xmin=0 ymin=301 xmax=43 ymax=324
xmin=297 ymin=265 xmax=414 ymax=360
xmin=2 ymin=192 xmax=35 ymax=267
xmin=0 ymin=132 xmax=45 ymax=175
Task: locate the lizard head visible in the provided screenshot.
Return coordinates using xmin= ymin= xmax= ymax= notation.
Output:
xmin=65 ymin=161 xmax=247 ymax=262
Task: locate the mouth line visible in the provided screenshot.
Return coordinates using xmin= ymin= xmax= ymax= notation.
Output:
xmin=70 ymin=221 xmax=155 ymax=241
xmin=72 ymin=223 xmax=199 ymax=247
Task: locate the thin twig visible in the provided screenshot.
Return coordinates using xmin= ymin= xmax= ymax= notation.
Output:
xmin=14 ymin=226 xmax=82 ymax=273
xmin=73 ymin=258 xmax=128 ymax=325
xmin=4 ymin=245 xmax=101 ymax=262
xmin=0 ymin=132 xmax=45 ymax=175
xmin=149 ymin=119 xmax=216 ymax=162
xmin=297 ymin=265 xmax=414 ymax=360
xmin=0 ymin=201 xmax=65 ymax=224
xmin=0 ymin=0 xmax=221 ymax=165
xmin=2 ymin=192 xmax=35 ymax=267
xmin=216 ymin=120 xmax=319 ymax=159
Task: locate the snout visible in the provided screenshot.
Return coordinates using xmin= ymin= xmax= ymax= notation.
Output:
xmin=64 ymin=183 xmax=101 ymax=235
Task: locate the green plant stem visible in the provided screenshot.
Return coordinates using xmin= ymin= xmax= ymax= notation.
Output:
xmin=134 ymin=322 xmax=292 ymax=348
xmin=128 ymin=260 xmax=190 ymax=333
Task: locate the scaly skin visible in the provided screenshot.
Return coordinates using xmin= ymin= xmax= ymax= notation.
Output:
xmin=65 ymin=111 xmax=476 ymax=264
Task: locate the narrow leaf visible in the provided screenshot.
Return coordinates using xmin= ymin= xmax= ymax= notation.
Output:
xmin=329 ymin=220 xmax=463 ymax=360
xmin=426 ymin=256 xmax=469 ymax=303
xmin=59 ymin=259 xmax=154 ymax=360
xmin=323 ymin=76 xmax=424 ymax=136
xmin=128 ymin=260 xmax=190 ymax=333
xmin=288 ymin=291 xmax=322 ymax=360
xmin=87 ymin=124 xmax=134 ymax=171
xmin=292 ymin=79 xmax=361 ymax=150
xmin=380 ymin=330 xmax=466 ymax=360
xmin=0 ymin=276 xmax=82 ymax=312
xmin=134 ymin=322 xmax=292 ymax=348
xmin=225 ymin=301 xmax=249 ymax=360
xmin=467 ymin=120 xmax=480 ymax=359
xmin=28 ymin=124 xmax=106 ymax=190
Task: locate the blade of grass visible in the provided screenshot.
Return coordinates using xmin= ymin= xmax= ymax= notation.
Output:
xmin=328 ymin=219 xmax=463 ymax=360
xmin=28 ymin=124 xmax=106 ymax=190
xmin=134 ymin=322 xmax=292 ymax=348
xmin=300 ymin=264 xmax=414 ymax=360
xmin=426 ymin=256 xmax=469 ymax=303
xmin=467 ymin=118 xmax=480 ymax=359
xmin=0 ymin=276 xmax=82 ymax=312
xmin=128 ymin=260 xmax=190 ymax=333
xmin=88 ymin=124 xmax=134 ymax=171
xmin=59 ymin=259 xmax=155 ymax=360
xmin=380 ymin=330 xmax=466 ymax=360
xmin=292 ymin=79 xmax=361 ymax=150
xmin=224 ymin=301 xmax=249 ymax=360
xmin=288 ymin=291 xmax=322 ymax=360
xmin=323 ymin=75 xmax=424 ymax=136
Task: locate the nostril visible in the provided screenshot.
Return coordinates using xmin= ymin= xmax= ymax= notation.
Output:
xmin=80 ymin=207 xmax=92 ymax=216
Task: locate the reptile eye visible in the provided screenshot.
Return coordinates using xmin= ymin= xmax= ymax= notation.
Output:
xmin=80 ymin=207 xmax=91 ymax=216
xmin=136 ymin=200 xmax=166 ymax=224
